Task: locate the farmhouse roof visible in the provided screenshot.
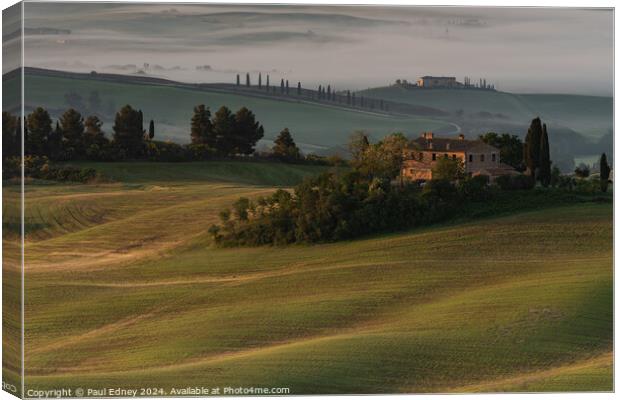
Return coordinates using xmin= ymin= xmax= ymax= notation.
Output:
xmin=419 ymin=76 xmax=456 ymax=79
xmin=411 ymin=136 xmax=498 ymax=153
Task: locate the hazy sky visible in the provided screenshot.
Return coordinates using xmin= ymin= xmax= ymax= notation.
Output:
xmin=16 ymin=3 xmax=614 ymax=95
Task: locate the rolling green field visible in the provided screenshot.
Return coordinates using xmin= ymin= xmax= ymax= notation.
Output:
xmin=361 ymin=86 xmax=613 ymax=141
xmin=11 ymin=73 xmax=452 ymax=151
xmin=2 ymin=161 xmax=611 ymax=394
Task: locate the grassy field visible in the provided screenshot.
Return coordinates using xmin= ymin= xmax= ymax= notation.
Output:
xmin=3 ymin=161 xmax=611 ymax=394
xmin=10 ymin=73 xmax=452 ymax=152
xmin=361 ymin=86 xmax=612 ymax=141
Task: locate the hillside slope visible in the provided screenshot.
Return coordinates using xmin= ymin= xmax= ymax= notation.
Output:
xmin=361 ymin=86 xmax=612 ymax=141
xmin=11 ymin=162 xmax=612 ymax=393
xmin=7 ymin=71 xmax=453 ymax=154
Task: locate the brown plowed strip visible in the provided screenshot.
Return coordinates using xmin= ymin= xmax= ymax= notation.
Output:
xmin=445 ymin=352 xmax=613 ymax=393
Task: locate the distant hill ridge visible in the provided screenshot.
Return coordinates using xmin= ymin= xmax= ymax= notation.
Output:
xmin=14 ymin=67 xmax=449 ymax=118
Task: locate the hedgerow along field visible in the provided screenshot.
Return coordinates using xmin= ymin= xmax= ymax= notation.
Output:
xmin=13 ymin=73 xmax=453 ymax=151
xmin=9 ymin=161 xmax=611 ymax=393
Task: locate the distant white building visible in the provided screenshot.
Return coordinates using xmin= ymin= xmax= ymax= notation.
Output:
xmin=416 ymin=76 xmax=460 ymax=88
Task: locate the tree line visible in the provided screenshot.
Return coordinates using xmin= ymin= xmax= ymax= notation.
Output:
xmin=235 ymin=72 xmax=389 ymax=112
xmin=210 ymin=120 xmax=612 ymax=247
xmin=2 ymin=104 xmax=330 ymax=165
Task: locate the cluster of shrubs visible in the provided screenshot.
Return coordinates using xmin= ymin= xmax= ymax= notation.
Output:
xmin=210 ymin=173 xmax=498 ymax=246
xmin=210 ymin=166 xmax=611 ymax=247
xmin=494 ymin=174 xmax=535 ymax=190
xmin=3 ymin=156 xmax=100 ymax=183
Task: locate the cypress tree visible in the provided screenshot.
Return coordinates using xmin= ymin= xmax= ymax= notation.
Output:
xmin=280 ymin=79 xmax=285 ymax=93
xmin=297 ymin=82 xmax=301 ymax=95
xmin=149 ymin=119 xmax=155 ymax=140
xmin=524 ymin=117 xmax=543 ymax=178
xmin=318 ymin=85 xmax=322 ymax=99
xmin=539 ymin=123 xmax=551 ymax=187
xmin=13 ymin=115 xmax=21 ymax=157
xmin=327 ymin=85 xmax=331 ymax=99
xmin=286 ymin=80 xmax=289 ymax=94
xmin=347 ymin=90 xmax=351 ymax=105
xmin=236 ymin=74 xmax=240 ymax=86
xmin=266 ymin=75 xmax=270 ymax=90
xmin=258 ymin=73 xmax=262 ymax=88
xmin=600 ymin=153 xmax=611 ymax=192
xmin=352 ymin=92 xmax=356 ymax=106
xmin=246 ymin=73 xmax=250 ymax=87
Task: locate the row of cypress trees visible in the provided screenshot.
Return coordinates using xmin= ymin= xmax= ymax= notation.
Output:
xmin=523 ymin=117 xmax=551 ymax=186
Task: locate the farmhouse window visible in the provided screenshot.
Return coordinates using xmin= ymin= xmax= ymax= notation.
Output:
xmin=492 ymin=153 xmax=496 ymax=162
xmin=469 ymin=154 xmax=473 ymax=163
xmin=480 ymin=154 xmax=485 ymax=162
xmin=432 ymin=153 xmax=436 ymax=161
xmin=419 ymin=152 xmax=424 ymax=161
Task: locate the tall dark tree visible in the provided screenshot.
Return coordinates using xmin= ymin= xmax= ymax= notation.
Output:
xmin=272 ymin=128 xmax=301 ymax=161
xmin=212 ymin=106 xmax=236 ymax=154
xmin=539 ymin=123 xmax=551 ymax=187
xmin=2 ymin=112 xmax=18 ymax=158
xmin=266 ymin=75 xmax=270 ymax=90
xmin=327 ymin=85 xmax=331 ymax=99
xmin=148 ymin=119 xmax=155 ymax=140
xmin=113 ymin=104 xmax=145 ymax=158
xmin=280 ymin=79 xmax=285 ymax=93
xmin=48 ymin=121 xmax=64 ymax=159
xmin=138 ymin=109 xmax=144 ymax=135
xmin=190 ymin=104 xmax=213 ymax=145
xmin=246 ymin=73 xmax=250 ymax=87
xmin=236 ymin=74 xmax=240 ymax=86
xmin=352 ymin=92 xmax=356 ymax=106
xmin=84 ymin=115 xmax=106 ymax=147
xmin=22 ymin=117 xmax=27 ymax=155
xmin=286 ymin=80 xmax=289 ymax=94
xmin=297 ymin=82 xmax=301 ymax=95
xmin=26 ymin=107 xmax=52 ymax=156
xmin=347 ymin=90 xmax=351 ymax=105
xmin=318 ymin=85 xmax=322 ymax=99
xmin=233 ymin=107 xmax=264 ymax=155
xmin=258 ymin=73 xmax=262 ymax=88
xmin=524 ymin=117 xmax=543 ymax=178
xmin=60 ymin=108 xmax=85 ymax=155
xmin=600 ymin=153 xmax=611 ymax=192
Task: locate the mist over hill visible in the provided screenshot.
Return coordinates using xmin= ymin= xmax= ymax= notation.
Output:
xmin=12 ymin=3 xmax=613 ymax=96
xmin=5 ymin=67 xmax=612 ymax=172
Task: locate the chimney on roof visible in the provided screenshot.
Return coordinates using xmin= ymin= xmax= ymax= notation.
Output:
xmin=458 ymin=133 xmax=465 ymax=140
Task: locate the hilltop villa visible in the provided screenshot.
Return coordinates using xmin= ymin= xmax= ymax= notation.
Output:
xmin=416 ymin=76 xmax=459 ymax=88
xmin=402 ymin=132 xmax=519 ymax=182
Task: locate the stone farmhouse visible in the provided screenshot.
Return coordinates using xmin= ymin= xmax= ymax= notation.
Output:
xmin=402 ymin=132 xmax=519 ymax=182
xmin=416 ymin=76 xmax=459 ymax=88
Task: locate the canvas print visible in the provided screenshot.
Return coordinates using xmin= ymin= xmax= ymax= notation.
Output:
xmin=2 ymin=2 xmax=614 ymax=397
